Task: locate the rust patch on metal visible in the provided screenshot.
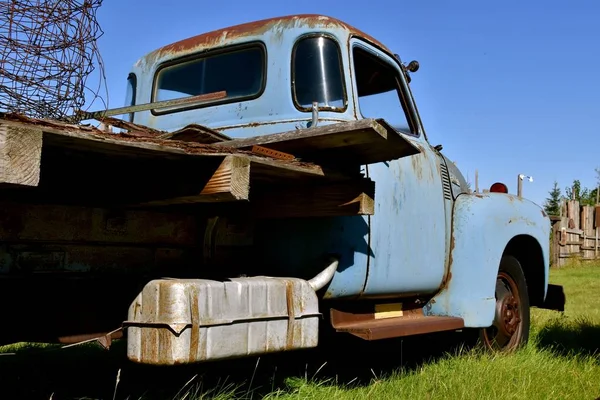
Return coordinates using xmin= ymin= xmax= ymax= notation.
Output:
xmin=189 ymin=286 xmax=201 ymax=362
xmin=440 ymin=271 xmax=453 ymax=292
xmin=285 ymin=280 xmax=295 ymax=349
xmin=439 ymin=232 xmax=456 ymax=292
xmin=331 ymin=306 xmax=464 ymax=341
xmin=147 ymin=15 xmax=393 ymax=62
xmin=251 ymin=145 xmax=295 ymax=160
xmin=411 ymin=154 xmax=424 ymax=180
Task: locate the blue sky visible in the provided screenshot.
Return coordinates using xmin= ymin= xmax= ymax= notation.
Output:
xmin=92 ymin=0 xmax=599 ymax=206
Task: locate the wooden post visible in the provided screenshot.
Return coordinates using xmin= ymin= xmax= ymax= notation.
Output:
xmin=551 ymin=220 xmax=560 ymax=267
xmin=567 ymin=200 xmax=580 ymax=230
xmin=0 ymin=123 xmax=43 ymax=187
xmin=517 ymin=175 xmax=522 ymax=197
xmin=582 ymin=206 xmax=595 ymax=260
xmin=559 ymin=217 xmax=568 ymax=268
xmin=475 ymin=169 xmax=479 ymax=193
xmin=594 ymin=228 xmax=600 ymax=259
xmin=595 ymin=205 xmax=599 ymax=260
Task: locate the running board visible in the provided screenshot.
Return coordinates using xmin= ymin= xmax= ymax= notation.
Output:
xmin=330 ymin=306 xmax=465 ymax=341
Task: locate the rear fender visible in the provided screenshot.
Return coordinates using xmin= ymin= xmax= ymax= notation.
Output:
xmin=424 ymin=193 xmax=550 ymax=327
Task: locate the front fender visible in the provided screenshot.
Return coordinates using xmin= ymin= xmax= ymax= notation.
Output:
xmin=424 ymin=192 xmax=550 ymax=327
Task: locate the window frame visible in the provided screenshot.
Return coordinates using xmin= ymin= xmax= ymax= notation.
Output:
xmin=290 ymin=33 xmax=348 ymax=113
xmin=125 ymin=72 xmax=137 ymax=122
xmin=150 ymin=41 xmax=268 ymax=116
xmin=351 ymin=41 xmax=421 ymax=138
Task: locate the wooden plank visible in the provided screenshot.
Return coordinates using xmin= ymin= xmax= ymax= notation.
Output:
xmin=0 ymin=115 xmax=345 ymax=183
xmin=0 ymin=117 xmax=322 ymax=174
xmin=251 ymin=179 xmax=375 ymax=219
xmin=96 ymin=116 xmax=163 ymax=136
xmin=0 ymin=123 xmax=43 ymax=187
xmin=582 ymin=206 xmax=595 ymax=260
xmin=595 ymin=206 xmax=600 ymax=229
xmin=0 ymin=202 xmax=198 ymax=246
xmin=564 ymin=228 xmax=584 ymax=235
xmin=567 ymin=200 xmax=580 ymax=230
xmin=582 ymin=206 xmax=594 ymax=234
xmin=594 ymin=228 xmax=600 ymax=258
xmin=157 ymin=123 xmax=231 ymax=144
xmin=551 ymin=221 xmax=560 ymax=267
xmin=214 ymin=118 xmax=421 ymax=165
xmin=137 ymin=155 xmax=250 ymax=206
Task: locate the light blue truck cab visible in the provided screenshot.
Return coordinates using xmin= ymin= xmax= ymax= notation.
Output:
xmin=123 ymin=14 xmax=565 ymax=363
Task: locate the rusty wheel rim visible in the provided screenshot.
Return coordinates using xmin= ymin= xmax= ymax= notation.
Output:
xmin=482 ymin=271 xmax=523 ymax=351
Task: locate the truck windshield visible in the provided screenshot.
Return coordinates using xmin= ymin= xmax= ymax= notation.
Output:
xmin=292 ymin=36 xmax=346 ymax=111
xmin=153 ymin=44 xmax=265 ymax=113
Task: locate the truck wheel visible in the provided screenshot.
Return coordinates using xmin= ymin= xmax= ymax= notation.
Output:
xmin=479 ymin=255 xmax=530 ymax=352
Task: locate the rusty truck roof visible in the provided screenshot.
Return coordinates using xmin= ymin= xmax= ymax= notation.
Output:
xmin=143 ymin=14 xmax=393 ymax=62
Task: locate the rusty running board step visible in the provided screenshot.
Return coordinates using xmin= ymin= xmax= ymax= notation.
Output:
xmin=332 ymin=315 xmax=465 ymax=341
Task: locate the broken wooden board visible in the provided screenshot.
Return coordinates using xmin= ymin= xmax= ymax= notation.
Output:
xmin=0 ymin=117 xmax=363 ymax=212
xmin=214 ymin=118 xmax=421 ymax=166
xmin=95 ymin=116 xmax=164 ymax=136
xmin=157 ymin=123 xmax=231 ymax=144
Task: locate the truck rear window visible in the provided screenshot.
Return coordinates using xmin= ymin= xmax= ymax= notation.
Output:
xmin=292 ymin=35 xmax=346 ymax=112
xmin=152 ymin=44 xmax=266 ymax=114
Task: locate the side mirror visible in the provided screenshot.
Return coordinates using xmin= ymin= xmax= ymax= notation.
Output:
xmin=394 ymin=54 xmax=420 ymax=82
xmin=406 ymin=60 xmax=419 ymax=73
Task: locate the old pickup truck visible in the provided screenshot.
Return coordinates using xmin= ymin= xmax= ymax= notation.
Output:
xmin=0 ymin=14 xmax=564 ymax=365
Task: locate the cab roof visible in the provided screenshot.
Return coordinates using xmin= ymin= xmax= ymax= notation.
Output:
xmin=138 ymin=14 xmax=393 ymax=65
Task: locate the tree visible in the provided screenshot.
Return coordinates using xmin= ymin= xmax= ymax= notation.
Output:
xmin=565 ymin=179 xmax=596 ymax=206
xmin=591 ymin=186 xmax=599 ymax=205
xmin=544 ymin=181 xmax=562 ymax=216
xmin=595 ymin=167 xmax=600 ymax=204
xmin=565 ymin=179 xmax=581 ymax=201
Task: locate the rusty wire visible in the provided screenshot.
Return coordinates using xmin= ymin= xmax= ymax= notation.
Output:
xmin=0 ymin=0 xmax=107 ymax=121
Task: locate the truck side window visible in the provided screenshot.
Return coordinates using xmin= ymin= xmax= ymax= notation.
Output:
xmin=353 ymin=46 xmax=413 ymax=134
xmin=153 ymin=44 xmax=266 ymax=113
xmin=292 ymin=35 xmax=346 ymax=111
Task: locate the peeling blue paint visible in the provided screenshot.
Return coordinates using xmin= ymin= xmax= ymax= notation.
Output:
xmin=424 ymin=193 xmax=550 ymax=327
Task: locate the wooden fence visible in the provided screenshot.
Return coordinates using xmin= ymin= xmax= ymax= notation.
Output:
xmin=551 ymin=199 xmax=600 ymax=267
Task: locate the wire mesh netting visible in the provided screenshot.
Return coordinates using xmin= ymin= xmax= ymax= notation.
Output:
xmin=0 ymin=0 xmax=107 ymax=121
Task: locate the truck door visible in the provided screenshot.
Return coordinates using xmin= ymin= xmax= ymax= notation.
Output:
xmin=349 ymin=40 xmax=449 ymax=297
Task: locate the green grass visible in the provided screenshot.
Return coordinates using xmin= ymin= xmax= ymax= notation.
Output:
xmin=261 ymin=264 xmax=600 ymax=400
xmin=1 ymin=265 xmax=600 ymax=399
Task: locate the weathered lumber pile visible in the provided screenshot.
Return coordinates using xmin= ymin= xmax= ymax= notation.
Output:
xmin=0 ymin=113 xmax=420 ymax=219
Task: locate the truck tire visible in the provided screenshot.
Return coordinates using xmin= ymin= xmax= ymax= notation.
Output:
xmin=479 ymin=255 xmax=530 ymax=352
